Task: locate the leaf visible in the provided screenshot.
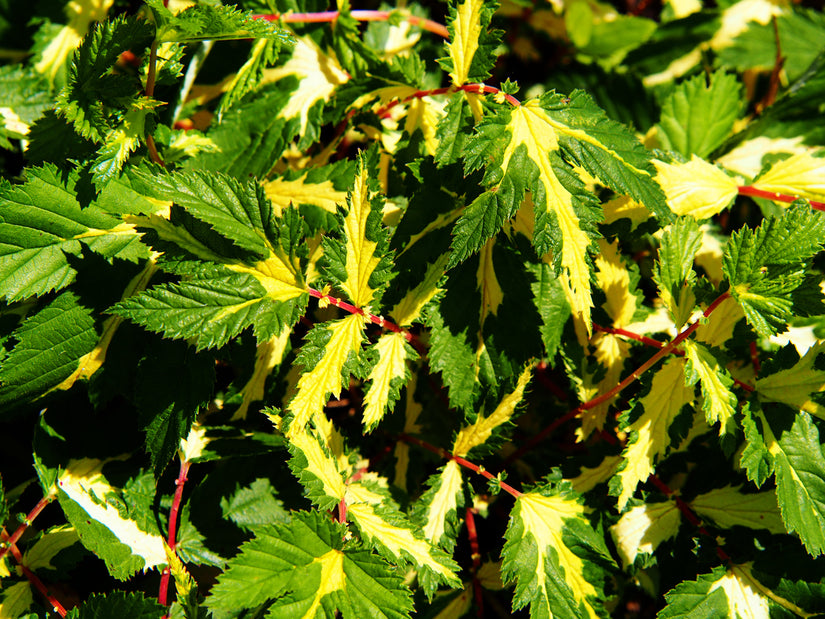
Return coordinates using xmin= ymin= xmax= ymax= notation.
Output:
xmin=287 ymin=425 xmax=347 ymax=511
xmin=57 ymin=459 xmax=166 ymax=580
xmin=0 ymin=165 xmax=145 ymax=302
xmin=415 ymin=460 xmax=465 ymax=549
xmin=66 ymin=591 xmax=165 ymax=619
xmin=206 ymin=512 xmax=413 ymax=619
xmin=658 ymin=568 xmax=734 ymax=618
xmin=768 ymin=411 xmax=825 ymax=556
xmin=21 ymin=525 xmax=80 ymax=571
xmin=361 ymin=332 xmax=413 ymax=431
xmin=286 ymin=314 xmax=367 ymax=436
xmin=233 ymin=330 xmax=291 ymax=421
xmin=657 ymin=71 xmax=742 ymax=158
xmin=682 ymin=340 xmax=737 ymax=434
xmin=609 ymin=500 xmax=681 ymax=567
xmin=502 ymin=489 xmax=613 ymax=619
xmin=751 ymin=152 xmax=825 ymax=203
xmin=441 ymin=0 xmax=501 ymax=86
xmin=323 ymin=152 xmax=393 ymax=309
xmin=347 ymin=501 xmax=462 ymax=596
xmin=653 ymin=217 xmax=701 ymax=328
xmin=456 ymin=91 xmax=666 ymax=326
xmin=689 ymin=486 xmax=785 ymax=533
xmin=755 ymin=341 xmax=825 ymax=420
xmin=723 ymin=203 xmax=825 ymax=337
xmin=614 ymin=358 xmax=695 ymax=510
xmin=263 ymin=35 xmax=350 ymax=140
xmin=262 ymin=160 xmax=353 ymax=218
xmin=654 ymin=156 xmax=739 ymax=219
xmin=218 ymin=38 xmax=283 ymax=118
xmin=148 ymin=0 xmax=294 ymax=44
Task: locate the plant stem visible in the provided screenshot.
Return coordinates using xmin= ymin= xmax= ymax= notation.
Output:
xmin=1 ymin=528 xmax=67 ymax=617
xmin=159 ymin=458 xmax=191 ymax=611
xmin=307 ymin=287 xmax=414 ymax=342
xmin=254 ymin=10 xmax=450 ymax=39
xmin=0 ymin=491 xmax=56 ymax=562
xmin=738 ymin=185 xmax=825 ymax=212
xmin=465 ymin=507 xmax=484 ymax=617
xmin=399 ymin=433 xmax=522 ymax=498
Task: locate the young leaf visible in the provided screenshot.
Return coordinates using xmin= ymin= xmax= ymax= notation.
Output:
xmin=657 ymin=71 xmax=742 ymax=158
xmin=723 ymin=203 xmax=825 ymax=337
xmin=750 ymin=152 xmax=825 ymax=203
xmin=206 ymin=511 xmax=413 ymax=619
xmin=613 ymin=357 xmax=695 ymax=510
xmin=440 ymin=0 xmax=501 ymax=86
xmin=654 ymin=156 xmax=739 ymax=219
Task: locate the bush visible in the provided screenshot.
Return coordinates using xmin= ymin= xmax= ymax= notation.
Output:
xmin=1 ymin=0 xmax=825 ymax=617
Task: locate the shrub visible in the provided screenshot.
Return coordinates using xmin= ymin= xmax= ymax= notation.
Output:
xmin=1 ymin=0 xmax=825 ymax=617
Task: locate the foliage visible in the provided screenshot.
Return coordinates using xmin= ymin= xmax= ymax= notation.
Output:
xmin=1 ymin=0 xmax=825 ymax=617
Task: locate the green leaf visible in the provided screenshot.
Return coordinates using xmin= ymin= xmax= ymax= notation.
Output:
xmin=206 ymin=511 xmax=413 ymax=619
xmin=218 ymin=38 xmax=283 ymax=118
xmin=657 ymin=72 xmax=742 ymax=158
xmin=66 ymin=591 xmax=165 ymax=619
xmin=147 ymin=0 xmax=294 ymax=44
xmin=769 ymin=411 xmax=825 ymax=556
xmin=0 ymin=165 xmax=145 ymax=302
xmin=530 ymin=262 xmax=571 ymax=361
xmin=653 ymin=217 xmax=701 ymax=328
xmin=658 ymin=568 xmax=729 ymax=618
xmin=723 ymin=203 xmax=825 ymax=337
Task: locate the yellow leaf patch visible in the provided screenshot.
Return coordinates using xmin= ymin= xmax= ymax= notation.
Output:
xmin=709 ymin=564 xmax=770 ymax=619
xmin=362 ymin=332 xmax=409 ymax=430
xmin=287 ymin=313 xmax=366 ymax=436
xmin=391 ymin=253 xmax=449 ymax=326
xmin=289 ymin=426 xmax=346 ymax=501
xmin=616 ymin=357 xmax=694 ymax=510
xmin=752 ymin=151 xmax=825 ymax=203
xmin=755 ymin=341 xmax=825 ymax=421
xmin=422 ymin=460 xmax=464 ymax=544
xmin=340 ymin=163 xmax=381 ymax=308
xmin=263 ymin=173 xmax=348 ymax=217
xmin=517 ymin=493 xmax=600 ymax=619
xmin=300 ymin=550 xmax=346 ymax=619
xmin=683 ymin=340 xmax=737 ymax=434
xmin=233 ymin=329 xmax=291 ymax=420
xmin=609 ymin=501 xmax=681 ymax=567
xmin=446 ymin=0 xmax=485 ymax=86
xmin=654 ymin=156 xmax=739 ymax=220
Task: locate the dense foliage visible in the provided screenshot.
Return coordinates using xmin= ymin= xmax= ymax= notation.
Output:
xmin=2 ymin=0 xmax=825 ymax=617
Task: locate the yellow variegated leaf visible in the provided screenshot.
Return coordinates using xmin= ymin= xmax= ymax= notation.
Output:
xmin=596 ymin=238 xmax=637 ymax=327
xmin=340 ymin=163 xmax=381 ymax=308
xmin=287 ymin=313 xmax=367 ymax=436
xmin=179 ymin=423 xmax=209 ymax=462
xmin=689 ymin=486 xmax=785 ymax=533
xmin=233 ymin=329 xmax=291 ymax=420
xmin=391 ymin=253 xmax=449 ymax=327
xmin=710 ymin=0 xmax=788 ymax=51
xmin=422 ymin=460 xmax=464 ymax=544
xmin=453 ymin=364 xmax=534 ymax=457
xmin=347 ymin=502 xmax=461 ymax=586
xmin=477 ymin=238 xmax=504 ymax=326
xmin=362 ymin=332 xmax=409 ymax=430
xmin=0 ymin=581 xmax=33 ymax=619
xmin=289 ymin=426 xmax=346 ymax=501
xmin=716 ymin=136 xmax=808 ymax=179
xmin=433 ymin=587 xmax=473 ymax=619
xmin=683 ymin=340 xmax=737 ymax=434
xmin=709 ymin=564 xmax=770 ymax=619
xmin=751 ymin=152 xmax=825 ymax=202
xmin=602 ymin=195 xmax=651 ymax=228
xmin=517 ymin=493 xmax=600 ymax=619
xmin=344 ymin=478 xmax=385 ymax=506
xmin=22 ymin=526 xmax=79 ymax=571
xmin=446 ymin=0 xmax=484 ymax=86
xmin=755 ymin=341 xmax=825 ymax=420
xmin=696 ymin=224 xmax=725 ymax=285
xmin=609 ymin=501 xmax=681 ymax=567
xmin=263 ymin=36 xmax=349 ymax=137
xmin=57 ymin=458 xmax=166 ymax=570
xmin=300 ymin=550 xmax=346 ymax=619
xmin=262 ymin=173 xmax=348 ymax=217
xmin=504 ymin=102 xmax=594 ymax=326
xmin=393 ymin=375 xmax=424 ymax=490
xmin=403 ymin=97 xmax=445 ymax=156
xmin=578 ymin=333 xmax=631 ymax=440
xmin=694 ymin=295 xmax=743 ymax=347
xmin=654 ymin=156 xmax=739 ymax=219
xmin=35 ymin=0 xmax=115 ymax=82
xmin=569 ymin=455 xmax=622 ymax=494
xmin=617 ymin=357 xmax=694 ymax=510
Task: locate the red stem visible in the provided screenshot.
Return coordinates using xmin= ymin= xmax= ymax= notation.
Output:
xmin=159 ymin=458 xmax=191 ymax=611
xmin=0 ymin=493 xmax=55 ymax=563
xmin=307 ymin=287 xmax=414 ymax=342
xmin=648 ymin=474 xmax=731 ymax=563
xmin=1 ymin=528 xmax=67 ymax=617
xmin=398 ymin=433 xmax=522 ymax=498
xmin=738 ymin=185 xmax=825 ymax=212
xmin=465 ymin=508 xmax=484 ymax=618
xmin=254 ymin=10 xmax=450 ymax=39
